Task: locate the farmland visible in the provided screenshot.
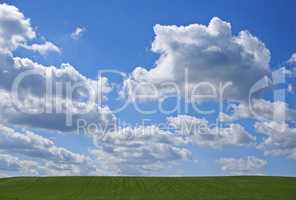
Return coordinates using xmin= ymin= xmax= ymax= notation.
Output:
xmin=0 ymin=176 xmax=295 ymax=200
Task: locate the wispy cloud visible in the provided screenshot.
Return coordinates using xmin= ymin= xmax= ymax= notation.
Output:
xmin=23 ymin=41 xmax=61 ymax=55
xmin=71 ymin=27 xmax=86 ymax=40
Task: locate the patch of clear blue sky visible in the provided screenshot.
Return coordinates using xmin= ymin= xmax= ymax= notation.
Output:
xmin=4 ymin=0 xmax=296 ymax=176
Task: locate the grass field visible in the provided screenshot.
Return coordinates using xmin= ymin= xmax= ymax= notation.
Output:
xmin=0 ymin=176 xmax=295 ymax=200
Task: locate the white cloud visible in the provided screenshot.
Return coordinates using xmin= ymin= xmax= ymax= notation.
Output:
xmin=122 ymin=17 xmax=270 ymax=102
xmin=0 ymin=52 xmax=115 ymax=132
xmin=0 ymin=7 xmax=113 ymax=132
xmin=0 ymin=124 xmax=88 ymax=164
xmin=0 ymin=124 xmax=97 ymax=176
xmin=288 ymin=83 xmax=293 ymax=93
xmin=89 ymin=115 xmax=255 ymax=175
xmin=168 ymin=115 xmax=256 ymax=148
xmin=71 ymin=27 xmax=86 ymax=40
xmin=218 ymin=156 xmax=267 ymax=175
xmin=40 ymin=161 xmax=92 ymax=176
xmin=90 ymin=125 xmax=191 ymax=175
xmin=288 ymin=52 xmax=296 ymax=64
xmin=0 ymin=3 xmax=115 ymax=176
xmin=1 ymin=3 xmax=294 ymax=177
xmin=0 ymin=3 xmax=35 ymax=52
xmin=0 ymin=153 xmax=95 ymax=176
xmin=218 ymin=112 xmax=233 ymax=122
xmin=23 ymin=41 xmax=61 ymax=55
xmin=0 ymin=153 xmax=38 ymax=174
xmin=255 ymin=121 xmax=296 ymax=160
xmin=219 ymin=99 xmax=296 ymax=123
xmin=0 ymin=3 xmax=62 ymax=56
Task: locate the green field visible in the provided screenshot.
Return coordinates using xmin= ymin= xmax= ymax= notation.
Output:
xmin=0 ymin=176 xmax=295 ymax=200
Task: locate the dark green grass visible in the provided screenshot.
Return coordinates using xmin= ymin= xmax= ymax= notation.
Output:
xmin=0 ymin=176 xmax=295 ymax=200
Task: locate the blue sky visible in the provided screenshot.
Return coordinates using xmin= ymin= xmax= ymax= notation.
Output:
xmin=10 ymin=0 xmax=296 ymax=70
xmin=0 ymin=0 xmax=295 ymax=176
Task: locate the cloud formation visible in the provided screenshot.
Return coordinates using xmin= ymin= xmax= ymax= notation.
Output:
xmin=288 ymin=53 xmax=296 ymax=64
xmin=91 ymin=125 xmax=191 ymax=175
xmin=23 ymin=41 xmax=61 ymax=55
xmin=122 ymin=17 xmax=270 ymax=102
xmin=0 ymin=3 xmax=35 ymax=52
xmin=0 ymin=123 xmax=96 ymax=176
xmin=219 ymin=99 xmax=296 ymax=123
xmin=0 ymin=3 xmax=294 ymax=177
xmin=0 ymin=3 xmax=114 ymax=132
xmin=0 ymin=153 xmax=38 ymax=175
xmin=0 ymin=3 xmax=113 ymax=175
xmin=218 ymin=156 xmax=267 ymax=175
xmin=0 ymin=53 xmax=115 ymax=132
xmin=0 ymin=3 xmax=61 ymax=56
xmin=255 ymin=121 xmax=296 ymax=160
xmin=89 ymin=115 xmax=255 ymax=175
xmin=168 ymin=115 xmax=256 ymax=148
xmin=71 ymin=27 xmax=86 ymax=40
xmin=0 ymin=124 xmax=88 ymax=163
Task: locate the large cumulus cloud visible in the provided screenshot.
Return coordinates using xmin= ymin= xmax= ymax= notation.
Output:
xmin=0 ymin=56 xmax=115 ymax=132
xmin=122 ymin=17 xmax=271 ymax=102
